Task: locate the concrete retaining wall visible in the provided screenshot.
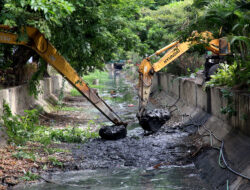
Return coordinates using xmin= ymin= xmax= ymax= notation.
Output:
xmin=0 ymin=75 xmax=70 ymax=116
xmin=0 ymin=75 xmax=72 ymax=146
xmin=152 ymin=72 xmax=250 ymax=189
xmin=154 ymin=72 xmax=250 ymax=135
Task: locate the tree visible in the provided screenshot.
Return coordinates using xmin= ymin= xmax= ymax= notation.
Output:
xmin=187 ymin=0 xmax=250 ymax=89
xmin=0 ymin=0 xmax=75 ymax=84
xmin=136 ymin=0 xmax=194 ymax=53
xmin=0 ymin=0 xmax=152 ymax=75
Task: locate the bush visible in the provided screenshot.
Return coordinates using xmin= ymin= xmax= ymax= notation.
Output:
xmin=206 ymin=60 xmax=250 ymax=91
xmin=2 ymin=102 xmax=99 ymax=146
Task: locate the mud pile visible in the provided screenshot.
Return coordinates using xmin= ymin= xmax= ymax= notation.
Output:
xmin=138 ymin=109 xmax=171 ymax=132
xmin=99 ymin=125 xmax=127 ymax=140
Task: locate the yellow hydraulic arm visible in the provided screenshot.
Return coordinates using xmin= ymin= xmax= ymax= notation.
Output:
xmin=0 ymin=25 xmax=126 ymax=126
xmin=138 ymin=31 xmax=230 ymax=116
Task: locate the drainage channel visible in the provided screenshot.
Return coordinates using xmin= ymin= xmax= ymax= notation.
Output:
xmin=17 ymin=69 xmax=211 ymax=190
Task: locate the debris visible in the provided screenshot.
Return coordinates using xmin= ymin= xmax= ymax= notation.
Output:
xmin=128 ymin=104 xmax=134 ymax=107
xmin=4 ymin=177 xmax=19 ymax=185
xmin=0 ymin=185 xmax=7 ymax=190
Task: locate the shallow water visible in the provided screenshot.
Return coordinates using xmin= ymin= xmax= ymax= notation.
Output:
xmin=21 ymin=165 xmax=210 ymax=190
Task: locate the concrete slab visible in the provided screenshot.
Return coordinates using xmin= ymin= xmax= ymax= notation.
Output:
xmin=180 ymin=78 xmax=196 ymax=107
xmin=196 ymin=85 xmax=207 ymax=111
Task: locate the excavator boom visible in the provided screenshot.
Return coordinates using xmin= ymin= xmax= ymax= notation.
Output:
xmin=0 ymin=25 xmax=125 ymax=126
xmin=138 ymin=31 xmax=230 ymax=119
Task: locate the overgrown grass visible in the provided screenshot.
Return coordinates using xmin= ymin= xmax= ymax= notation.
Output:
xmin=55 ymin=105 xmax=84 ymax=112
xmin=21 ymin=171 xmax=40 ymax=181
xmin=70 ymin=70 xmax=111 ymax=96
xmin=206 ymin=61 xmax=250 ymax=91
xmin=70 ymin=89 xmax=81 ymax=96
xmin=83 ymin=70 xmax=110 ymax=84
xmin=2 ymin=102 xmax=99 ymax=147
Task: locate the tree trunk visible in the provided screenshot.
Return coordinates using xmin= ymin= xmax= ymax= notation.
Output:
xmin=12 ymin=46 xmax=35 ymax=84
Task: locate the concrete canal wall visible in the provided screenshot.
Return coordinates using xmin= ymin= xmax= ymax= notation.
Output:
xmin=153 ymin=72 xmax=250 ymax=135
xmin=0 ymin=75 xmax=72 ymax=146
xmin=0 ymin=75 xmax=71 ymax=115
xmin=152 ymin=72 xmax=250 ymax=189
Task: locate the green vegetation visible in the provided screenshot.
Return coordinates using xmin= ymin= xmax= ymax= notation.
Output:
xmin=183 ymin=0 xmax=249 ymax=90
xmin=0 ymin=0 xmax=151 ymax=74
xmin=70 ymin=89 xmax=81 ymax=97
xmin=0 ymin=0 xmax=248 ymax=91
xmin=12 ymin=150 xmax=37 ymax=161
xmin=21 ymin=171 xmax=40 ymax=181
xmin=206 ymin=61 xmax=250 ymax=88
xmin=48 ymin=156 xmax=63 ymax=167
xmin=2 ymin=102 xmax=99 ymax=146
xmin=83 ymin=70 xmax=110 ymax=84
xmin=70 ymin=70 xmax=111 ymax=96
xmin=220 ymin=89 xmax=236 ymax=117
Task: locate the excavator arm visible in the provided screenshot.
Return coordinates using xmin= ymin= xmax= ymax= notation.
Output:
xmin=138 ymin=31 xmax=230 ymax=116
xmin=0 ymin=25 xmax=126 ymax=126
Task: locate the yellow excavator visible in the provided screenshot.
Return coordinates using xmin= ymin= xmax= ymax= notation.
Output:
xmin=0 ymin=25 xmax=128 ymax=140
xmin=0 ymin=25 xmax=230 ymax=138
xmin=137 ymin=31 xmax=231 ymax=131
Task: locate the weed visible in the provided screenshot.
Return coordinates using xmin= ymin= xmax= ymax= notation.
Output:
xmin=206 ymin=61 xmax=250 ymax=90
xmin=70 ymin=70 xmax=111 ymax=96
xmin=21 ymin=171 xmax=40 ymax=181
xmin=58 ymin=78 xmax=66 ymax=106
xmin=70 ymin=89 xmax=81 ymax=96
xmin=2 ymin=103 xmax=99 ymax=146
xmin=220 ymin=89 xmax=236 ymax=117
xmin=55 ymin=106 xmax=84 ymax=112
xmin=48 ymin=156 xmax=63 ymax=167
xmin=12 ymin=150 xmax=37 ymax=161
xmin=2 ymin=101 xmax=41 ymax=145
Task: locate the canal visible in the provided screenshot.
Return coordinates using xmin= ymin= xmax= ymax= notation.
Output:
xmin=19 ymin=68 xmax=211 ymax=190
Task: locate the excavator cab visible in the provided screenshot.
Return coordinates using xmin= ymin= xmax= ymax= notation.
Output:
xmin=204 ymin=38 xmax=231 ymax=80
xmin=219 ymin=38 xmax=231 ymax=55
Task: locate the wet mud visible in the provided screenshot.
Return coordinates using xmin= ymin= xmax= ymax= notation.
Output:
xmin=65 ymin=123 xmax=198 ymax=170
xmin=54 ymin=72 xmax=201 ymax=171
xmin=138 ymin=109 xmax=171 ymax=132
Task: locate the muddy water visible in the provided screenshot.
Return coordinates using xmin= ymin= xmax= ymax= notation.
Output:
xmin=23 ymin=166 xmax=208 ymax=190
xmin=21 ymin=69 xmax=211 ymax=190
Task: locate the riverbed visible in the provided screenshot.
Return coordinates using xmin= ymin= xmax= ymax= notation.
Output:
xmin=17 ymin=68 xmax=211 ymax=190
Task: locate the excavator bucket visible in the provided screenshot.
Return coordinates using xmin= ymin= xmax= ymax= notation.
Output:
xmin=99 ymin=125 xmax=127 ymax=140
xmin=138 ymin=109 xmax=171 ymax=132
xmin=137 ymin=59 xmax=171 ymax=132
